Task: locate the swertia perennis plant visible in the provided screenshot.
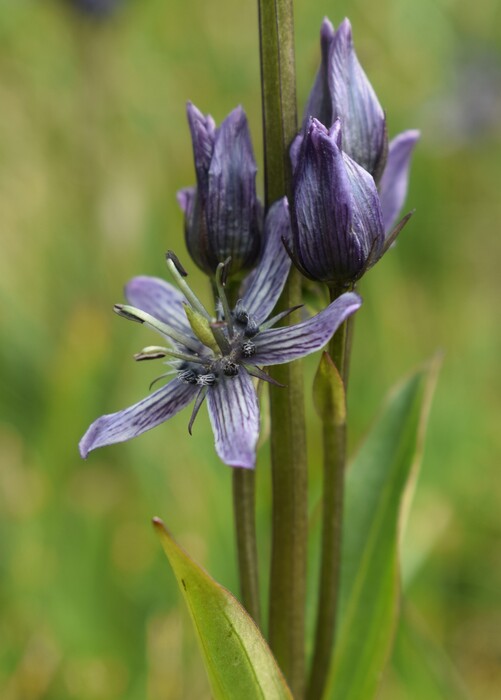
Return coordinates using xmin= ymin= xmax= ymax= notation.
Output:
xmin=78 ymin=7 xmax=441 ymax=700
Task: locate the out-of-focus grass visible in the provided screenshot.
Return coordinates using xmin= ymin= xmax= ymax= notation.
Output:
xmin=0 ymin=0 xmax=500 ymax=698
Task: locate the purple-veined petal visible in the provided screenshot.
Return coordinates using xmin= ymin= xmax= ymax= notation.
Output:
xmin=206 ymin=106 xmax=261 ymax=275
xmin=125 ymin=276 xmax=192 ymax=336
xmin=342 ymin=151 xmax=385 ymax=266
xmin=207 ymin=369 xmax=259 ymax=469
xmin=303 ymin=17 xmax=336 ymax=128
xmin=290 ymin=133 xmax=303 ymax=173
xmin=187 ymin=102 xmax=216 ymax=192
xmin=240 ymin=197 xmax=291 ymax=325
xmin=379 ymin=130 xmax=420 ymax=235
xmin=329 ymin=19 xmax=387 ymax=179
xmin=252 ymin=292 xmax=361 ymax=365
xmin=176 ymin=186 xmax=196 ymax=216
xmin=79 ymin=380 xmax=198 ymax=458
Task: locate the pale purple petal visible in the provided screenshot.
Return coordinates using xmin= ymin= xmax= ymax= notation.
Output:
xmin=176 ymin=186 xmax=196 ymax=216
xmin=290 ymin=134 xmax=303 ymax=173
xmin=303 ymin=17 xmax=336 ymax=127
xmin=329 ymin=19 xmax=387 ymax=178
xmin=241 ymin=197 xmax=291 ymax=324
xmin=125 ymin=276 xmax=192 ymax=336
xmin=379 ymin=130 xmax=420 ymax=235
xmin=207 ymin=370 xmax=259 ymax=469
xmin=252 ymin=292 xmax=361 ymax=365
xmin=206 ymin=106 xmax=261 ymax=273
xmin=187 ymin=102 xmax=216 ymax=192
xmin=79 ymin=380 xmax=197 ymax=458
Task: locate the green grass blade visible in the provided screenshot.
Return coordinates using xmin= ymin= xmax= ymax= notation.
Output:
xmin=326 ymin=359 xmax=440 ymax=700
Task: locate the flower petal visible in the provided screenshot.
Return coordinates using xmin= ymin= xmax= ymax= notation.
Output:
xmin=252 ymin=292 xmax=362 ymax=365
xmin=206 ymin=106 xmax=261 ymax=274
xmin=125 ymin=276 xmax=192 ymax=336
xmin=303 ymin=17 xmax=336 ymax=127
xmin=240 ymin=197 xmax=292 ymax=324
xmin=329 ymin=19 xmax=387 ymax=178
xmin=79 ymin=380 xmax=197 ymax=458
xmin=187 ymin=102 xmax=216 ymax=192
xmin=207 ymin=370 xmax=259 ymax=469
xmin=379 ymin=130 xmax=420 ymax=235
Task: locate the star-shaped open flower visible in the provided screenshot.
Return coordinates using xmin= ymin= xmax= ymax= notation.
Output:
xmin=79 ymin=199 xmax=361 ymax=469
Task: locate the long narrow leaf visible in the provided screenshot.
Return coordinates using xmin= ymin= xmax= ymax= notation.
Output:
xmin=326 ymin=359 xmax=439 ymax=699
xmin=153 ymin=518 xmax=293 ymax=700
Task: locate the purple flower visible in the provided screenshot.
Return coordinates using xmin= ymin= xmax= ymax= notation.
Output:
xmin=304 ymin=18 xmax=419 ymax=228
xmin=67 ymin=0 xmax=122 ymax=16
xmin=79 ymin=199 xmax=361 ymax=469
xmin=178 ymin=103 xmax=262 ymax=279
xmin=289 ymin=118 xmax=386 ymax=287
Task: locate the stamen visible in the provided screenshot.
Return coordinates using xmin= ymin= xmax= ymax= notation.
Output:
xmin=222 ymin=361 xmax=239 ymax=377
xmin=166 ymin=252 xmax=211 ymax=320
xmin=114 ymin=304 xmax=201 ymax=353
xmin=196 ymin=373 xmax=217 ymax=386
xmin=241 ymin=341 xmax=256 ymax=358
xmin=178 ymin=369 xmax=199 ymax=384
xmin=233 ymin=300 xmax=249 ymax=326
xmin=134 ymin=346 xmax=170 ymax=361
xmin=215 ymin=259 xmax=234 ymax=337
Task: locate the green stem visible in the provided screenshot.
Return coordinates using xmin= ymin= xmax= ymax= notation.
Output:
xmin=232 ymin=468 xmax=262 ymax=626
xmin=307 ymin=285 xmax=351 ymax=700
xmin=258 ymin=1 xmax=307 ymax=696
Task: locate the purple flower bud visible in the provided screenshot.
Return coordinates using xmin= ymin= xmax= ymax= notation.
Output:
xmin=178 ymin=103 xmax=262 ymax=278
xmin=67 ymin=0 xmax=122 ymax=17
xmin=290 ymin=118 xmax=385 ymax=287
xmin=304 ymin=18 xmax=388 ymax=181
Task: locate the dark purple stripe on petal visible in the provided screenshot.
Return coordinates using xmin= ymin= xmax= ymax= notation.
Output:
xmin=241 ymin=197 xmax=291 ymax=325
xmin=79 ymin=381 xmax=197 ymax=457
xmin=379 ymin=130 xmax=420 ymax=235
xmin=252 ymin=292 xmax=362 ymax=365
xmin=125 ymin=276 xmax=192 ymax=336
xmin=207 ymin=370 xmax=259 ymax=469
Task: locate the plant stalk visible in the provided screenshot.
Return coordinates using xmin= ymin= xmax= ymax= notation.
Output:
xmin=258 ymin=0 xmax=307 ymax=696
xmin=307 ymin=285 xmax=351 ymax=700
xmin=232 ymin=468 xmax=262 ymax=626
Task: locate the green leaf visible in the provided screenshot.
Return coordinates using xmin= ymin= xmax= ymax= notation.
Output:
xmin=153 ymin=518 xmax=293 ymax=700
xmin=388 ymin=604 xmax=472 ymax=700
xmin=326 ymin=359 xmax=440 ymax=700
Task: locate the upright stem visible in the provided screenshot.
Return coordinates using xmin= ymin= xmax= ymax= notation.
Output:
xmin=307 ymin=285 xmax=351 ymax=700
xmin=232 ymin=469 xmax=262 ymax=625
xmin=258 ymin=1 xmax=307 ymax=697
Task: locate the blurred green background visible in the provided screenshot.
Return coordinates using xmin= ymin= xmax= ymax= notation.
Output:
xmin=1 ymin=0 xmax=500 ymax=698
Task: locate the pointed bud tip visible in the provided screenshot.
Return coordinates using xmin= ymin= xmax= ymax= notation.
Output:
xmin=321 ymin=17 xmax=335 ymax=40
xmin=152 ymin=516 xmax=164 ymax=530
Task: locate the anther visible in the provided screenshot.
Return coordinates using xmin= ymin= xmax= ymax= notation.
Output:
xmin=241 ymin=341 xmax=256 ymax=358
xmin=244 ymin=318 xmax=259 ymax=338
xmin=197 ymin=373 xmax=217 ymax=386
xmin=223 ymin=361 xmax=239 ymax=377
xmin=178 ymin=369 xmax=198 ymax=384
xmin=166 ymin=250 xmax=188 ymax=277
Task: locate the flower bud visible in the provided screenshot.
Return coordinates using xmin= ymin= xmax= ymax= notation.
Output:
xmin=178 ymin=103 xmax=262 ymax=278
xmin=290 ymin=118 xmax=384 ymax=287
xmin=304 ymin=18 xmax=388 ymax=181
